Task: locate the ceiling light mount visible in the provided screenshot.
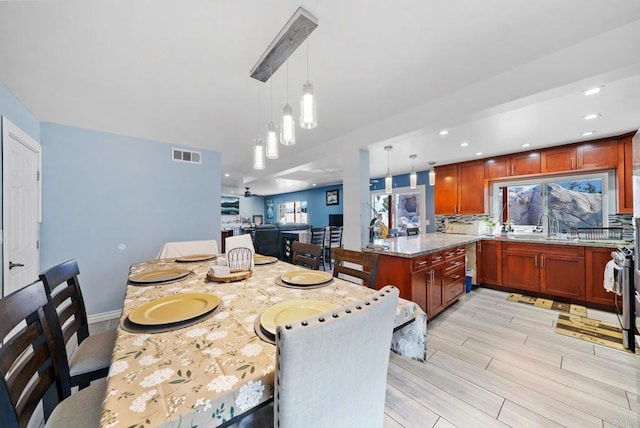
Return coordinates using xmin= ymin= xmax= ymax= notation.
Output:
xmin=250 ymin=7 xmax=318 ymax=82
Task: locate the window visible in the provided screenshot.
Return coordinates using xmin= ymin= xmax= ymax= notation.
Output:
xmin=492 ymin=173 xmax=609 ymax=232
xmin=370 ymin=186 xmax=425 ymax=235
xmin=277 ymin=201 xmax=307 ymax=224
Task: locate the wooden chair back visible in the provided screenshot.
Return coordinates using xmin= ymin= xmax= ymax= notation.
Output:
xmin=0 ymin=281 xmax=66 ymax=427
xmin=331 ymin=248 xmax=380 ymax=288
xmin=291 ymin=241 xmax=322 ymax=270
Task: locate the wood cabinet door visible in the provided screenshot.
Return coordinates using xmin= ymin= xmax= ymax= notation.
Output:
xmin=617 ymin=137 xmax=633 ymax=214
xmin=577 ymin=140 xmax=618 ymax=170
xmin=484 ymin=156 xmax=511 ymax=179
xmin=541 ymin=146 xmax=576 ymax=173
xmin=511 ymin=152 xmax=541 ymax=175
xmin=480 ymin=240 xmax=502 ymax=286
xmin=539 ymin=254 xmax=585 ymax=299
xmin=457 ymin=160 xmax=485 ymax=214
xmin=585 ymin=247 xmax=616 ymax=307
xmin=502 ymin=251 xmax=539 ymax=292
xmin=427 ymin=266 xmax=444 ymax=319
xmin=434 ymin=164 xmax=458 ymax=214
xmin=476 ymin=241 xmax=484 ymax=284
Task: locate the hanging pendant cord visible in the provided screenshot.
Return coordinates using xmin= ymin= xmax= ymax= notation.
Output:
xmin=306 ymin=25 xmax=309 ymax=81
xmin=269 ymin=64 xmax=273 ymax=121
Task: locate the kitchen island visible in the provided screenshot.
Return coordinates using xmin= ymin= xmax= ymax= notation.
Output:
xmin=363 ymin=233 xmax=629 ymax=318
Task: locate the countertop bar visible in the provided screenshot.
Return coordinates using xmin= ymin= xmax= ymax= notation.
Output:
xmin=363 ymin=233 xmax=628 ymax=258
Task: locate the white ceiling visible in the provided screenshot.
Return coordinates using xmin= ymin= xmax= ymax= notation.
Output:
xmin=1 ymin=1 xmax=639 ymax=196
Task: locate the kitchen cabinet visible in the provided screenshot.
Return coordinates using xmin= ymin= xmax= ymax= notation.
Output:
xmin=435 ymin=160 xmax=485 ymax=214
xmin=477 ymin=240 xmax=502 ymax=286
xmin=484 ymin=152 xmax=540 ymax=179
xmin=617 ymin=136 xmax=633 ymax=214
xmin=502 ymin=242 xmax=585 ymax=298
xmin=427 ymin=246 xmax=465 ymax=318
xmin=541 ymin=139 xmax=618 ymax=173
xmin=585 ymin=247 xmax=616 ymax=307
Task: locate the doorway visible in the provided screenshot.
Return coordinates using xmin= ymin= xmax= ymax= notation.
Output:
xmin=2 ymin=116 xmax=41 ymax=296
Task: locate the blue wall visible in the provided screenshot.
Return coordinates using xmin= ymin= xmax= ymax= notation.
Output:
xmin=39 ymin=123 xmax=221 ymax=314
xmin=0 ymin=81 xmax=41 ymax=295
xmin=264 ymin=184 xmax=344 ymax=228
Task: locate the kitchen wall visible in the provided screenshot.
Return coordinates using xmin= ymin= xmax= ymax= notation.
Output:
xmin=0 ymin=81 xmax=41 ymax=296
xmin=264 ymin=184 xmax=343 ymax=227
xmin=39 ymin=123 xmax=221 ymax=316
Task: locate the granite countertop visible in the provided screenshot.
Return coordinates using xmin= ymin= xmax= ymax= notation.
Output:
xmin=362 ymin=233 xmax=630 ymax=258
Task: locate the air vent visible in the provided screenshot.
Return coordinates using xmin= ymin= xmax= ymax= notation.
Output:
xmin=172 ymin=148 xmax=201 ymax=164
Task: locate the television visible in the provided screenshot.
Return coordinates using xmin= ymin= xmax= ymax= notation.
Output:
xmin=328 ymin=214 xmax=343 ymax=227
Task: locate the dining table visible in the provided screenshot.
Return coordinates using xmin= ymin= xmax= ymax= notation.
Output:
xmin=100 ymin=255 xmax=427 ymax=428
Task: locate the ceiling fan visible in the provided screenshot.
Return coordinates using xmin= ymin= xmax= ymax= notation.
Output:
xmin=244 ymin=187 xmax=265 ymax=197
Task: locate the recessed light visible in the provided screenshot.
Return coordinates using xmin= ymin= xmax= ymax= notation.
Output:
xmin=312 ymin=183 xmax=316 ymax=186
xmin=230 ymin=190 xmax=235 ymax=194
xmin=582 ymin=131 xmax=595 ymax=137
xmin=460 ymin=142 xmax=469 ymax=147
xmin=439 ymin=130 xmax=449 ymax=136
xmin=224 ymin=173 xmax=230 ymax=177
xmin=583 ymin=113 xmax=601 ymax=120
xmin=583 ymin=86 xmax=603 ymax=96
xmin=521 ymin=143 xmax=531 ymax=148
xmin=475 ymin=152 xmax=483 ymax=156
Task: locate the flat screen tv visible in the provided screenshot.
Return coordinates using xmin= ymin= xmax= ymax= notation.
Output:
xmin=328 ymin=214 xmax=343 ymax=227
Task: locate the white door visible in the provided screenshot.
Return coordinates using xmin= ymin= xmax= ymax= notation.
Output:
xmin=2 ymin=117 xmax=41 ymax=296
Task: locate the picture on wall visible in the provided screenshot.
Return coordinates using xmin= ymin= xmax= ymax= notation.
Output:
xmin=221 ymin=196 xmax=240 ymax=215
xmin=326 ymin=189 xmax=339 ymax=206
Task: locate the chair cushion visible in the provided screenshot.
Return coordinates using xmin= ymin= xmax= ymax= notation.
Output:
xmin=45 ymin=378 xmax=107 ymax=427
xmin=69 ymin=329 xmax=117 ymax=377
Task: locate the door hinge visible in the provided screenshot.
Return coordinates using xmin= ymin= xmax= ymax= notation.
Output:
xmin=37 ymin=170 xmax=40 ymax=181
xmin=37 ymin=240 xmax=40 ymax=249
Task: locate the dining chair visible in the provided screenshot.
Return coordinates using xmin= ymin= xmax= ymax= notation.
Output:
xmin=331 ymin=247 xmax=380 ymax=288
xmin=156 ymin=239 xmax=219 ymax=259
xmin=309 ymin=227 xmax=327 ymax=269
xmin=325 ymin=226 xmax=344 ymax=270
xmin=39 ymin=260 xmax=116 ymax=394
xmin=406 ymin=227 xmax=420 ymax=235
xmin=227 ymin=247 xmax=253 ymax=271
xmin=0 ymin=281 xmax=107 ymax=428
xmin=274 ymin=286 xmax=399 ymax=428
xmin=291 ymin=241 xmax=322 ymax=270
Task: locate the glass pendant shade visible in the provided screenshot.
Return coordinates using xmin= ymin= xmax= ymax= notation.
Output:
xmin=385 ymin=174 xmax=392 ymax=194
xmin=429 ymin=169 xmax=436 ymax=186
xmin=410 ymin=171 xmax=417 ymax=189
xmin=281 ymin=103 xmax=295 ymax=145
xmin=253 ymin=138 xmax=265 ymax=170
xmin=266 ymin=121 xmax=279 ymax=159
xmin=300 ymin=81 xmax=317 ymax=129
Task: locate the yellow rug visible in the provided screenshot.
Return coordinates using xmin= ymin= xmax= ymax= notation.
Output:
xmin=506 ymin=293 xmax=587 ymax=316
xmin=506 ymin=293 xmax=626 ymax=351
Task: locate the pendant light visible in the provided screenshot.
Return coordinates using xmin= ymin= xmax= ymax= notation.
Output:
xmin=266 ymin=64 xmax=279 ymax=158
xmin=428 ymin=161 xmax=436 ymax=186
xmin=300 ymin=24 xmax=317 ymax=129
xmin=384 ymin=146 xmax=393 ymax=194
xmin=253 ymin=137 xmax=265 ymax=170
xmin=409 ymin=154 xmax=417 ymax=189
xmin=281 ymin=53 xmax=296 ymax=145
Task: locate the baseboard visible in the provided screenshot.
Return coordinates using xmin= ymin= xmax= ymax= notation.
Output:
xmin=87 ymin=309 xmax=121 ymax=324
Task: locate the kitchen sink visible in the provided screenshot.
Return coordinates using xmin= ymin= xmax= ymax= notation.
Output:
xmin=506 ymin=234 xmax=564 ymax=241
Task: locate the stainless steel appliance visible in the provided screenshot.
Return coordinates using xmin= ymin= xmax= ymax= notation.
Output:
xmin=611 ymin=246 xmax=635 ymax=352
xmin=632 ymin=129 xmax=640 ymax=350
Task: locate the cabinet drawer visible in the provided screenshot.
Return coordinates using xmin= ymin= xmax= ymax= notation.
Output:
xmin=502 ymin=242 xmax=584 ymax=257
xmin=443 ymin=279 xmax=464 ymax=303
xmin=443 ymin=267 xmax=465 ymax=286
xmin=444 ymin=256 xmax=465 ymax=273
xmin=444 ymin=246 xmax=465 ymax=259
xmin=411 ymin=255 xmax=430 ymax=272
xmin=431 ymin=252 xmax=445 ymax=265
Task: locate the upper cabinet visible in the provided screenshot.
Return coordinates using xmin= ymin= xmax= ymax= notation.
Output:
xmin=435 ymin=160 xmax=485 ymax=214
xmin=617 ymin=135 xmax=633 ymax=214
xmin=541 ymin=139 xmax=618 ymax=173
xmin=485 ymin=152 xmax=540 ymax=179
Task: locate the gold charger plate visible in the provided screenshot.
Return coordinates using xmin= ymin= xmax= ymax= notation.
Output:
xmin=129 ymin=268 xmax=191 ymax=284
xmin=254 ymin=254 xmax=278 ymax=265
xmin=175 ymin=254 xmax=216 ymax=263
xmin=280 ymin=270 xmax=333 ymax=286
xmin=260 ymin=299 xmax=339 ymax=335
xmin=128 ymin=293 xmax=220 ymax=325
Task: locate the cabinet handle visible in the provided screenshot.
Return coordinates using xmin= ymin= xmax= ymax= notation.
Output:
xmin=506 ymin=166 xmax=509 ymax=176
xmin=534 ymin=255 xmax=538 ymax=267
xmin=540 ymin=255 xmax=544 ymax=268
xmin=417 ymin=261 xmax=427 ymax=266
xmin=571 ymin=157 xmax=575 ymax=169
xmin=511 ymin=165 xmax=514 ymax=175
xmin=453 ymin=274 xmax=461 ymax=280
xmin=478 ymin=242 xmax=482 ymax=251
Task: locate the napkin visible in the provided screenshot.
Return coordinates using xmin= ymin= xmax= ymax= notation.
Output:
xmin=210 ymin=266 xmax=231 ymax=277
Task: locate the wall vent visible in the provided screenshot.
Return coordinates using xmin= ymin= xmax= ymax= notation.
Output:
xmin=172 ymin=148 xmax=201 ymax=164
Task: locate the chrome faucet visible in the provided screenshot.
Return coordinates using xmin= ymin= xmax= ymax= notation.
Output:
xmin=537 ymin=214 xmax=550 ymax=237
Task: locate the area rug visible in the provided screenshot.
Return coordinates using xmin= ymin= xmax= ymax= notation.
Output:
xmin=555 ymin=313 xmax=627 ymax=351
xmin=506 ymin=293 xmax=626 ymax=351
xmin=506 ymin=293 xmax=587 ymax=316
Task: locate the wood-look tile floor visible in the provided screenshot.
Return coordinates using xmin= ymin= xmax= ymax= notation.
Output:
xmin=33 ymin=289 xmax=639 ymax=428
xmin=385 ymin=287 xmax=640 ymax=428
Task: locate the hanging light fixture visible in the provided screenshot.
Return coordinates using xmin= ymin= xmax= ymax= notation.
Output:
xmin=428 ymin=161 xmax=436 ymax=186
xmin=253 ymin=137 xmax=266 ymax=169
xmin=266 ymin=65 xmax=279 ymax=158
xmin=281 ymin=50 xmax=296 ymax=145
xmin=384 ymin=146 xmax=393 ymax=194
xmin=300 ymin=24 xmax=317 ymax=129
xmin=409 ymin=154 xmax=417 ymax=189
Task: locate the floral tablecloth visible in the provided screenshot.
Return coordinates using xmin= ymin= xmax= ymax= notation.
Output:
xmin=100 ymin=258 xmax=426 ymax=428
